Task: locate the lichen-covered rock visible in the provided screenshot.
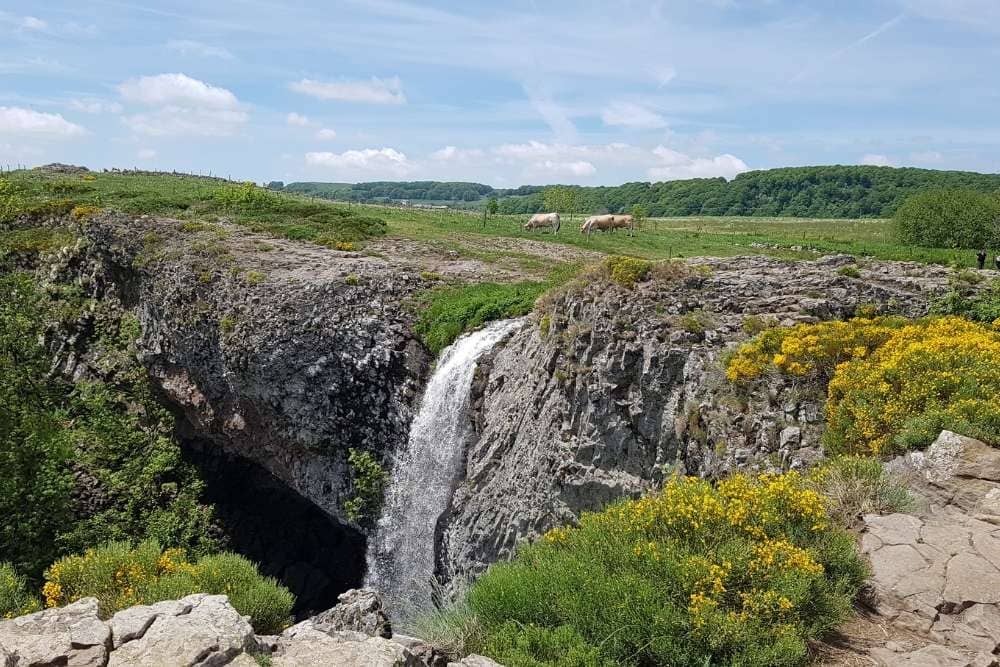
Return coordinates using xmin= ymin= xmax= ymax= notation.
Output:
xmin=441 ymin=255 xmax=949 ymax=583
xmin=0 ymin=598 xmax=110 ymax=667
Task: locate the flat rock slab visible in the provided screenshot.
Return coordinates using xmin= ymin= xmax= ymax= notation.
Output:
xmin=854 ymin=431 xmax=1000 ymax=665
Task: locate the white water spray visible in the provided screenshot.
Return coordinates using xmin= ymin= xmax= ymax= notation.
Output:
xmin=365 ymin=318 xmax=523 ymax=619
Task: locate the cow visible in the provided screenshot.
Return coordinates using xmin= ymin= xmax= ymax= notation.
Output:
xmin=524 ymin=212 xmax=560 ymax=234
xmin=582 ymin=214 xmax=636 ymax=237
xmin=611 ymin=214 xmax=636 ymax=236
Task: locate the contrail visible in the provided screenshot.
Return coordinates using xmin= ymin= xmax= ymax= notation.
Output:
xmin=790 ymin=13 xmax=906 ymax=83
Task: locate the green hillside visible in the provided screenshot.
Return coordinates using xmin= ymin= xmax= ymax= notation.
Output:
xmin=282 ymin=165 xmax=1000 ymax=219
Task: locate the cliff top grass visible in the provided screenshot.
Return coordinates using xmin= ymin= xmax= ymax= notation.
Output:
xmin=0 ymin=169 xmax=386 ymax=251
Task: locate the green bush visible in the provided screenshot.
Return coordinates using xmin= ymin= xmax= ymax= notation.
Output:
xmin=415 ymin=281 xmax=547 ymax=355
xmin=456 ymin=473 xmax=867 ymax=667
xmin=894 ymin=188 xmax=1000 ymax=249
xmin=602 ymin=255 xmax=651 ymax=287
xmin=0 ymin=563 xmax=41 ymax=618
xmin=43 ymin=540 xmax=293 ymax=633
xmin=836 ymin=265 xmax=861 ymax=278
xmin=343 ymin=448 xmax=387 ymax=523
xmin=931 ymin=277 xmax=1000 ymax=323
xmin=808 ymin=457 xmax=912 ymax=526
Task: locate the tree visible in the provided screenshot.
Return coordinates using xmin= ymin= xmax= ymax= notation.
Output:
xmin=483 ymin=196 xmax=499 ymax=225
xmin=543 ymin=187 xmax=577 ymax=220
xmin=630 ymin=204 xmax=649 ymax=230
xmin=893 ymin=188 xmax=1000 ymax=249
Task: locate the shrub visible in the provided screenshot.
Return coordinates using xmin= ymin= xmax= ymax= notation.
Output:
xmin=213 ymin=182 xmax=280 ymax=212
xmin=0 ymin=563 xmax=41 ymax=619
xmin=345 ymin=273 xmax=361 ymax=286
xmin=931 ymin=277 xmax=1000 ymax=323
xmin=894 ymin=188 xmax=1000 ymax=249
xmin=335 ymin=241 xmax=355 ymax=252
xmin=808 ymin=457 xmax=912 ymax=526
xmin=725 ymin=316 xmax=908 ymax=383
xmin=415 ymin=281 xmax=547 ymax=355
xmin=343 ymin=448 xmax=386 ymax=523
xmin=825 ymin=317 xmax=1000 ymax=455
xmin=603 ymin=255 xmax=651 ymax=287
xmin=244 ymin=270 xmax=265 ymax=285
xmin=43 ymin=540 xmax=293 ymax=633
xmin=70 ymin=204 xmax=101 ymax=220
xmin=461 ymin=473 xmax=867 ymax=667
xmin=678 ymin=309 xmax=714 ymax=335
xmin=836 ymin=265 xmax=861 ymax=278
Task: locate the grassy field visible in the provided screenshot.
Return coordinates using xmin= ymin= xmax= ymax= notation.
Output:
xmin=364 ymin=204 xmax=977 ymax=267
xmin=0 ymin=169 xmax=981 ymax=268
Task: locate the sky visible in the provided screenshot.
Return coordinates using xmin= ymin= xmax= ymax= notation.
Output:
xmin=1 ymin=0 xmax=999 ymax=186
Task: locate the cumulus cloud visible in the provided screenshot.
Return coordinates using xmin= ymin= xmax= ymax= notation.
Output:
xmin=601 ymin=101 xmax=668 ymax=129
xmin=316 ymin=128 xmax=337 ymax=140
xmin=528 ymin=160 xmax=596 ymax=177
xmin=290 ymin=77 xmax=405 ymax=104
xmin=119 ymin=73 xmax=239 ymax=109
xmin=431 ymin=145 xmax=484 ymax=161
xmin=21 ymin=16 xmax=47 ymax=30
xmin=69 ymin=98 xmax=123 ymax=114
xmin=860 ymin=153 xmax=895 ymax=166
xmin=166 ymin=39 xmax=235 ymax=60
xmin=647 ymin=145 xmax=749 ymax=181
xmin=118 ymin=73 xmax=247 ymax=137
xmin=286 ymin=112 xmax=310 ymax=126
xmin=0 ymin=106 xmax=85 ymax=137
xmin=305 ymin=147 xmax=412 ymax=176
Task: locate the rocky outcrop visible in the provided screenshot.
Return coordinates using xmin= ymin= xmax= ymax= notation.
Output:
xmin=440 ymin=255 xmax=955 ymax=583
xmin=0 ymin=589 xmax=496 ymax=667
xmin=821 ymin=432 xmax=1000 ymax=666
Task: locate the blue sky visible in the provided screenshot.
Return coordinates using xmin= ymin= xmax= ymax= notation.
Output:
xmin=1 ymin=0 xmax=998 ymax=186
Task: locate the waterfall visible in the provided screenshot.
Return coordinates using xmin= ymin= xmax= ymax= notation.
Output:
xmin=364 ymin=318 xmax=524 ymax=619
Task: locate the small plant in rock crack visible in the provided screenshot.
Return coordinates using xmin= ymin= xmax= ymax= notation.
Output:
xmin=343 ymin=448 xmax=387 ymax=523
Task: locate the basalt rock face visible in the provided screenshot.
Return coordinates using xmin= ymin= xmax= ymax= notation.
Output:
xmin=45 ymin=212 xmax=431 ymax=525
xmin=440 ymin=255 xmax=954 ymax=584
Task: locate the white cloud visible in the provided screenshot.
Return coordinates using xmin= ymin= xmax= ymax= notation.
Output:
xmin=290 ymin=77 xmax=405 ymax=104
xmin=0 ymin=106 xmax=85 ymax=137
xmin=648 ymin=146 xmax=749 ymax=180
xmin=431 ymin=145 xmax=484 ymax=161
xmin=286 ymin=112 xmax=310 ymax=126
xmin=122 ymin=109 xmax=248 ymax=137
xmin=21 ymin=16 xmax=47 ymax=30
xmin=601 ymin=101 xmax=668 ymax=129
xmin=316 ymin=128 xmax=337 ymax=141
xmin=860 ymin=153 xmax=895 ymax=166
xmin=119 ymin=73 xmax=247 ymax=137
xmin=119 ymin=73 xmax=239 ymax=110
xmin=528 ymin=160 xmax=596 ymax=177
xmin=137 ymin=148 xmax=156 ymax=160
xmin=305 ymin=147 xmax=413 ymax=176
xmin=69 ymin=98 xmax=123 ymax=114
xmin=166 ymin=39 xmax=235 ymax=60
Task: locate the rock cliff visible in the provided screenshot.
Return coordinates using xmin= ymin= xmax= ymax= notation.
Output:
xmin=440 ymin=255 xmax=955 ymax=583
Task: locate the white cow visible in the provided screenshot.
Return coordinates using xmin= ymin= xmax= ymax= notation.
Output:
xmin=524 ymin=212 xmax=561 ymax=234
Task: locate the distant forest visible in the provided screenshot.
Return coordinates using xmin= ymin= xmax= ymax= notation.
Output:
xmin=274 ymin=166 xmax=1000 ymax=218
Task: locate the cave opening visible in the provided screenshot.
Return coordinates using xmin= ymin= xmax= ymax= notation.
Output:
xmin=183 ymin=443 xmax=366 ymax=617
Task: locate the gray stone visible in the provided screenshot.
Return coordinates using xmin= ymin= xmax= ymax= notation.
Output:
xmin=448 ymin=656 xmax=504 ymax=667
xmin=779 ymin=426 xmax=801 ymax=448
xmin=0 ymin=598 xmax=110 ymax=667
xmin=272 ymin=627 xmax=421 ymax=667
xmin=107 ymin=594 xmax=254 ymax=667
xmin=306 ymin=588 xmax=391 ymax=638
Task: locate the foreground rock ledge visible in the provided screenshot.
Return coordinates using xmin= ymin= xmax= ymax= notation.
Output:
xmin=0 ymin=589 xmax=501 ymax=667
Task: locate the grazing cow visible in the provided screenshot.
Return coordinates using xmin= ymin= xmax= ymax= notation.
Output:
xmin=581 ymin=214 xmax=615 ymax=236
xmin=524 ymin=212 xmax=560 ymax=233
xmin=611 ymin=214 xmax=636 ymax=236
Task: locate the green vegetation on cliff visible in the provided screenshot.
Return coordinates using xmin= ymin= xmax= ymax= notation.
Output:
xmin=420 ymin=472 xmax=866 ymax=667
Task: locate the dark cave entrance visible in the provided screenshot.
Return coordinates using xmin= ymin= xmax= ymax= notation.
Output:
xmin=183 ymin=444 xmax=366 ymax=617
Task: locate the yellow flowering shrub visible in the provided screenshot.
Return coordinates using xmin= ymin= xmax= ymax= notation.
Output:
xmin=42 ymin=540 xmax=293 ymax=633
xmin=726 ymin=316 xmax=907 ymax=383
xmin=825 ymin=317 xmax=1000 ymax=454
xmin=465 ymin=473 xmax=867 ymax=667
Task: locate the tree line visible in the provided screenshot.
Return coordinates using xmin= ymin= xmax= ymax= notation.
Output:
xmin=278 ymin=166 xmax=1000 ymax=219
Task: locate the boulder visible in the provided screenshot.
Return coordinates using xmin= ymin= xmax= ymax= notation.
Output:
xmin=272 ymin=627 xmax=421 ymax=666
xmin=306 ymin=588 xmax=391 ymax=638
xmin=107 ymin=594 xmax=254 ymax=666
xmin=0 ymin=598 xmax=110 ymax=667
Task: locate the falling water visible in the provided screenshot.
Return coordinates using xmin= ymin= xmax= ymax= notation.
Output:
xmin=364 ymin=318 xmax=524 ymax=619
